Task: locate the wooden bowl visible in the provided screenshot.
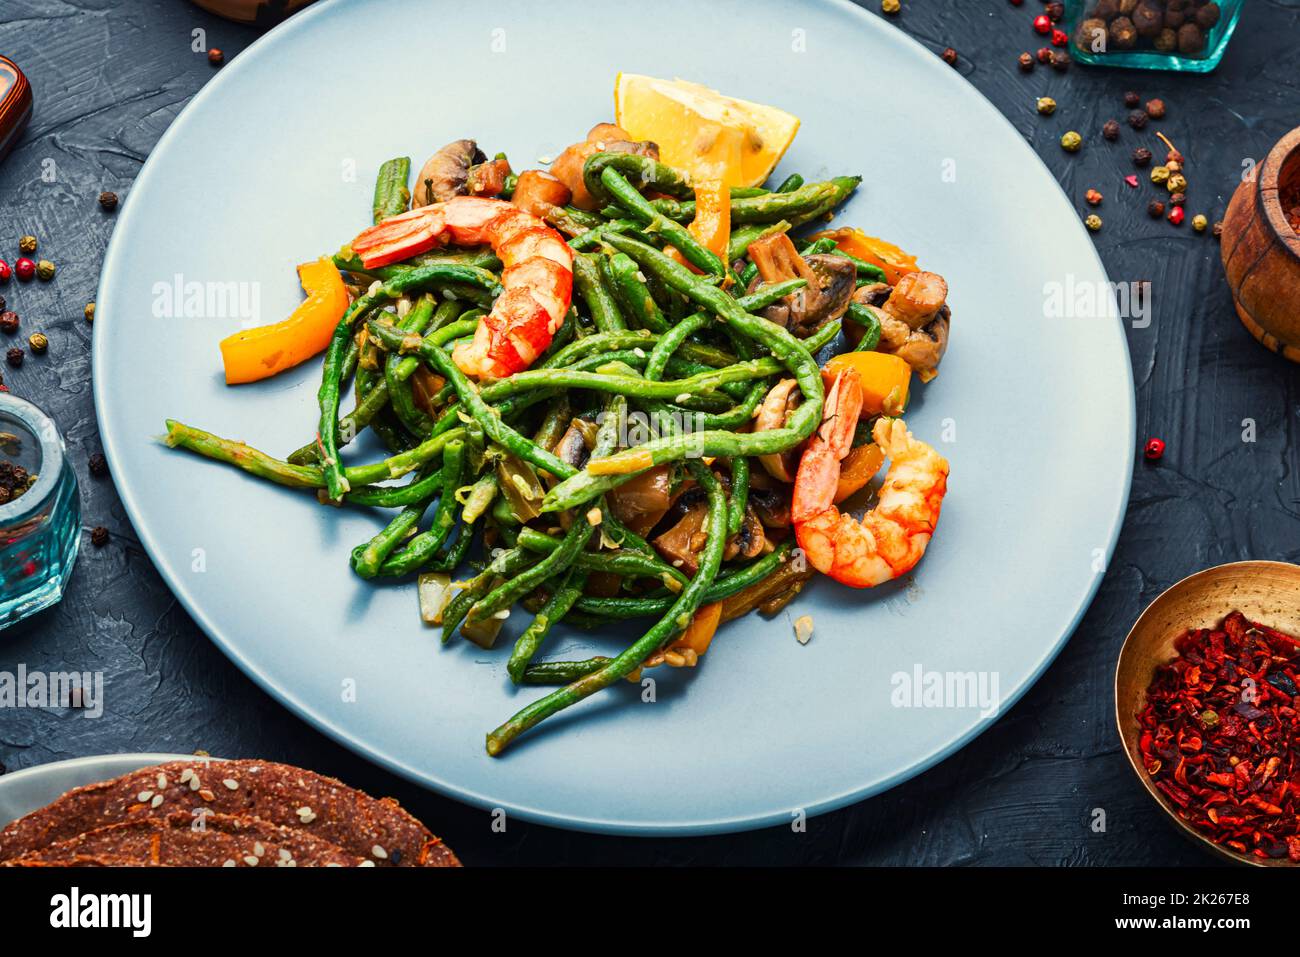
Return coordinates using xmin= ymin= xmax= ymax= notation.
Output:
xmin=1115 ymin=560 xmax=1300 ymax=866
xmin=1221 ymin=126 xmax=1300 ymax=362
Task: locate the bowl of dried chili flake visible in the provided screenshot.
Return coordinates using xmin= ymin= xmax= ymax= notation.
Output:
xmin=1116 ymin=560 xmax=1300 ymax=866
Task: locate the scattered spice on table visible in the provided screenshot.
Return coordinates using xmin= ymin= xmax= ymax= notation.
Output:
xmin=1168 ymin=206 xmax=1185 ymax=226
xmin=0 ymin=311 xmax=17 ymax=334
xmin=1051 ymin=50 xmax=1070 ymax=71
xmin=1192 ymin=214 xmax=1208 ymax=233
xmin=1139 ymin=611 xmax=1300 ymax=862
xmin=0 ymin=261 xmax=10 ymax=283
xmin=14 ymin=258 xmax=34 ymax=282
xmin=27 ymin=332 xmax=47 ymax=354
xmin=881 ymin=0 xmax=900 ymax=14
xmin=98 ymin=191 xmax=118 ymax=212
xmin=1033 ymin=13 xmax=1051 ymax=33
xmin=1018 ymin=51 xmax=1035 ymax=71
xmin=1133 ymin=147 xmax=1153 ymax=167
xmin=1148 ymin=200 xmax=1166 ymax=218
xmin=1144 ymin=437 xmax=1165 ymax=460
xmin=207 ymin=48 xmax=224 ymax=65
xmin=90 ymin=525 xmax=110 ymax=548
xmin=1036 ymin=46 xmax=1052 ymax=63
xmin=1060 ymin=130 xmax=1082 ymax=152
xmin=941 ymin=47 xmax=958 ymax=66
xmin=1085 ymin=188 xmax=1103 ymax=206
xmin=1036 ymin=96 xmax=1057 ymax=115
xmin=1145 ymin=98 xmax=1167 ymax=120
xmin=18 ymin=235 xmax=36 ymax=255
xmin=84 ymin=302 xmax=95 ymax=323
xmin=1085 ymin=214 xmax=1102 ymax=232
xmin=88 ymin=452 xmax=108 ymax=478
xmin=5 ymin=348 xmax=22 ymax=368
xmin=1128 ymin=109 xmax=1149 ymax=130
xmin=35 ymin=259 xmax=55 ymax=281
xmin=1102 ymin=119 xmax=1120 ymax=141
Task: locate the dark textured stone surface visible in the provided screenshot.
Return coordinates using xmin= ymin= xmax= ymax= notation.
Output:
xmin=0 ymin=0 xmax=1297 ymax=866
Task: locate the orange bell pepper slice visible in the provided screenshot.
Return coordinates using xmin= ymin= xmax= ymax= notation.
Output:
xmin=219 ymin=258 xmax=348 ymax=385
xmin=823 ymin=351 xmax=912 ymax=417
xmin=834 ymin=443 xmax=886 ymax=503
xmin=669 ymin=602 xmax=723 ymax=659
xmin=669 ymin=179 xmax=730 ymax=273
xmin=811 ymin=227 xmax=919 ymax=287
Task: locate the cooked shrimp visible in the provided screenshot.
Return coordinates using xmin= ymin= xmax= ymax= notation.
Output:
xmin=791 ymin=370 xmax=949 ymax=587
xmin=349 ymin=196 xmax=573 ymax=379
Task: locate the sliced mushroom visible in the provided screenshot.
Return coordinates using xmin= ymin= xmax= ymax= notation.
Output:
xmin=857 ymin=270 xmax=951 ymax=383
xmin=652 ymin=503 xmax=709 ymax=577
xmin=754 ymin=378 xmax=802 ymax=482
xmin=606 ymin=464 xmax=673 ymax=538
xmin=723 ymin=504 xmax=766 ymax=561
xmin=748 ymin=487 xmax=792 ymax=529
xmin=747 ymin=234 xmax=855 ymax=337
xmin=511 ymin=169 xmax=573 ymax=220
xmin=412 ymin=139 xmax=486 ymax=208
xmin=550 ymin=123 xmax=659 ymax=210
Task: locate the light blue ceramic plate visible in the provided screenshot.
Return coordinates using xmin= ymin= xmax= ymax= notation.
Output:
xmin=94 ymin=0 xmax=1134 ymax=834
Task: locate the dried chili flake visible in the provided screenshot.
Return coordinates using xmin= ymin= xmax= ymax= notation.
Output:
xmin=1139 ymin=611 xmax=1300 ymax=862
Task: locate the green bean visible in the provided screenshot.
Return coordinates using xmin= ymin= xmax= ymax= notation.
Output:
xmin=574 ymin=541 xmax=794 ymax=619
xmin=467 ymin=507 xmax=592 ymax=623
xmin=828 ymin=248 xmax=888 ymax=284
xmin=506 ymin=566 xmax=588 ymax=685
xmin=800 ymin=237 xmax=839 ymax=256
xmin=739 ymin=261 xmax=758 ymax=288
xmin=608 ymin=252 xmax=669 ymax=334
xmin=645 ymin=313 xmax=708 ymax=380
xmin=317 ymin=263 xmax=501 ymax=501
xmin=727 ymin=220 xmax=791 ymax=263
xmin=366 ymin=320 xmax=577 ymax=482
xmin=162 ymin=420 xmax=467 ymax=490
xmin=531 ymin=396 xmax=572 ymax=453
xmin=599 ymin=167 xmax=726 ymax=279
xmin=566 ymin=219 xmax=644 ymax=252
xmin=572 ymin=253 xmax=626 ymax=332
xmin=378 ymin=440 xmax=464 ymax=576
xmin=372 ymin=156 xmax=411 ymax=223
xmin=775 ymin=173 xmax=804 ymax=193
xmin=459 ymin=473 xmax=498 ymax=524
xmin=333 ymin=248 xmax=501 ymax=279
xmin=518 ymin=657 xmax=612 ymax=685
xmin=516 ymin=527 xmax=687 ymax=587
xmin=486 ymin=461 xmax=726 ymax=756
xmin=642 ymin=177 xmax=860 ymax=225
xmin=473 ymin=359 xmax=776 ymax=405
xmin=726 ymin=456 xmax=749 ymax=537
xmin=384 ymin=296 xmax=439 ymax=437
xmin=343 ymin=466 xmax=443 ymax=508
xmin=440 ymin=546 xmax=539 ymax=642
xmin=542 ymin=234 xmax=825 ymax=512
xmin=351 ymin=483 xmax=432 ymax=579
xmin=581 ymin=151 xmax=694 ymax=208
xmin=426 ymin=518 xmax=476 ymax=572
xmin=848 ymin=301 xmax=883 ymax=352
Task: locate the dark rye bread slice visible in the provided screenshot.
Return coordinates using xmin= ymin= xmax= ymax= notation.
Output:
xmin=0 ymin=758 xmax=459 ymax=867
xmin=2 ymin=812 xmax=365 ymax=867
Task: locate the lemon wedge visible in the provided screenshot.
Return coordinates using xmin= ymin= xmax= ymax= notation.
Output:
xmin=613 ymin=73 xmax=800 ymax=189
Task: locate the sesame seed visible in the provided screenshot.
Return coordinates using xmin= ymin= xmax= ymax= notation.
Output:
xmin=156 ymin=773 xmax=167 ymax=789
xmin=325 ymin=863 xmax=343 ymax=868
xmin=150 ymin=794 xmax=164 ymax=808
xmin=279 ymin=848 xmax=292 ymax=861
xmin=222 ymin=859 xmax=236 ymax=867
xmin=243 ymin=855 xmax=259 ymax=866
xmin=253 ymin=841 xmax=265 ymax=857
xmin=199 ymin=789 xmax=215 ymax=802
xmin=189 ymin=776 xmax=201 ymax=791
xmin=358 ymin=860 xmax=376 ymax=867
xmin=222 ymin=778 xmax=239 ymax=790
xmin=179 ymin=768 xmax=194 ymax=784
xmin=372 ymin=845 xmax=388 ymax=859
xmin=297 ymin=806 xmax=317 ymax=823
xmin=137 ymin=790 xmax=153 ymax=802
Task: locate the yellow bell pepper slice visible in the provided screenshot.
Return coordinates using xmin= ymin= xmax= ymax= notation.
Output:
xmin=669 ymin=179 xmax=731 ymax=274
xmin=824 ymin=351 xmax=912 ymax=417
xmin=219 ymin=257 xmax=348 ymax=385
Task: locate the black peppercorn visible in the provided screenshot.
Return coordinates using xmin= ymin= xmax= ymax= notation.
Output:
xmin=1124 ymin=90 xmax=1141 ymax=108
xmin=1133 ymin=147 xmax=1153 ymax=166
xmin=1170 ymin=192 xmax=1187 ymax=206
xmin=1211 ymin=220 xmax=1224 ymax=238
xmin=88 ymin=453 xmax=109 ymax=477
xmin=1051 ymin=50 xmax=1070 ymax=71
xmin=208 ymin=48 xmax=224 ymax=65
xmin=1018 ymin=52 xmax=1035 ymax=71
xmin=1148 ymin=200 xmax=1166 ymax=218
xmin=0 ymin=312 xmax=17 ymax=335
xmin=90 ymin=526 xmax=110 ymax=548
xmin=98 ymin=191 xmax=118 ymax=211
xmin=1045 ymin=1 xmax=1064 ymax=21
xmin=1036 ymin=47 xmax=1053 ymax=64
xmin=941 ymin=47 xmax=959 ymax=66
xmin=1102 ymin=119 xmax=1121 ymax=141
xmin=1145 ymin=98 xmax=1166 ymax=119
xmin=1128 ymin=110 xmax=1149 ymax=129
xmin=1108 ymin=16 xmax=1138 ymax=48
xmin=5 ymin=348 xmax=22 ymax=368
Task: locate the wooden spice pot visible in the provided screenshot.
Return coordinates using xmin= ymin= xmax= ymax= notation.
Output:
xmin=189 ymin=0 xmax=316 ymax=25
xmin=1220 ymin=125 xmax=1300 ymax=363
xmin=1115 ymin=560 xmax=1300 ymax=866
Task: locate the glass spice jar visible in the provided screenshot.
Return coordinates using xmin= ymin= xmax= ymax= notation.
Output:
xmin=0 ymin=394 xmax=81 ymax=628
xmin=1065 ymin=0 xmax=1244 ymax=72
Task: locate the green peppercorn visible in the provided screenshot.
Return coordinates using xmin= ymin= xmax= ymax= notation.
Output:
xmin=1037 ymin=96 xmax=1057 ymax=115
xmin=1192 ymin=214 xmax=1208 ymax=233
xmin=27 ymin=332 xmax=47 ymax=353
xmin=18 ymin=235 xmax=36 ymax=255
xmin=1199 ymin=709 xmax=1219 ymax=728
xmin=1151 ymin=165 xmax=1171 ymax=184
xmin=1061 ymin=131 xmax=1083 ymax=153
xmin=881 ymin=0 xmax=900 ymax=12
xmin=1167 ymin=173 xmax=1188 ymax=194
xmin=34 ymin=260 xmax=55 ymax=281
xmin=1085 ymin=214 xmax=1102 ymax=232
xmin=84 ymin=302 xmax=95 ymax=323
